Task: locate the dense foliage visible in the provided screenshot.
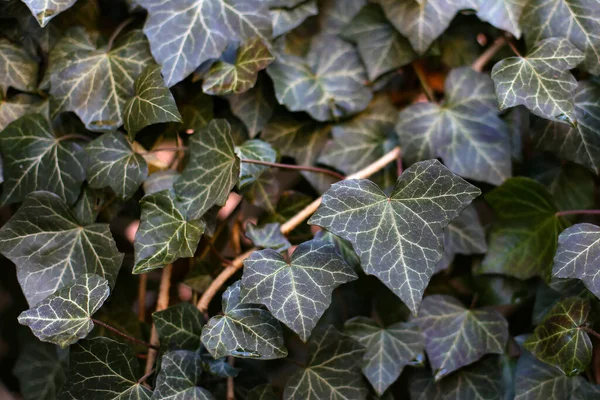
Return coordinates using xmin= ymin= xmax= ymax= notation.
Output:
xmin=2 ymin=0 xmax=600 ymax=399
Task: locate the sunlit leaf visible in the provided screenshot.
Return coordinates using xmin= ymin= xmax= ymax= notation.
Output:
xmin=246 ymin=222 xmax=291 ymax=252
xmin=0 ymin=38 xmax=38 ymax=93
xmin=133 ymin=189 xmax=205 ymax=274
xmin=152 ymin=350 xmax=214 ymax=400
xmin=270 ymin=0 xmax=318 ymax=37
xmin=21 ymin=0 xmax=77 ymax=27
xmin=0 ymin=114 xmax=86 ymax=205
xmin=235 ymin=139 xmax=277 ymax=189
xmin=491 ymin=38 xmax=584 ymax=126
xmin=524 ymin=297 xmax=592 ymax=376
xmin=241 ymin=239 xmax=357 ymax=341
xmin=13 ymin=341 xmax=65 ymax=400
xmin=59 ymin=337 xmax=152 ymax=399
xmin=175 ymin=119 xmax=240 ymax=220
xmin=309 ymin=160 xmax=480 ymax=314
xmin=201 ymin=281 xmax=288 ymax=360
xmin=345 ymin=317 xmax=424 ymax=395
xmin=137 ymin=0 xmax=272 ymax=87
xmin=18 ymin=274 xmax=109 ymax=347
xmin=0 ymin=191 xmax=123 ymax=306
xmin=228 ymin=74 xmax=276 ymax=138
xmin=396 ymin=67 xmax=511 ymax=185
xmin=123 ymin=64 xmax=182 ymax=139
xmin=414 ymin=295 xmax=508 ymax=380
xmin=283 ymin=326 xmax=368 ymax=400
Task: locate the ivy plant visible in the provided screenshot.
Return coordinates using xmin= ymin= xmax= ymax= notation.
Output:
xmin=2 ymin=0 xmax=600 ymax=399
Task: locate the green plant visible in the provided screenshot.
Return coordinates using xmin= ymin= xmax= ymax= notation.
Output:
xmin=2 ymin=0 xmax=600 ymax=398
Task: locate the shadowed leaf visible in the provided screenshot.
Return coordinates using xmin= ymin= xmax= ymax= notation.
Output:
xmin=152 ymin=350 xmax=213 ymax=400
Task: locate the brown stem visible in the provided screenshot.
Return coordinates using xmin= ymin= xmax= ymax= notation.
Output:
xmin=138 ymin=274 xmax=147 ymax=323
xmin=506 ymin=39 xmax=522 ymax=58
xmin=472 ymin=36 xmax=507 ymax=72
xmin=91 ymin=318 xmax=159 ymax=350
xmin=145 ymin=264 xmax=172 ymax=374
xmin=137 ymin=368 xmax=155 ymax=385
xmin=196 ymin=147 xmax=402 ymax=312
xmin=241 ymin=159 xmax=345 ymax=181
xmin=470 ymin=293 xmax=480 ymax=310
xmin=582 ymin=326 xmax=600 ymax=341
xmin=57 ymin=134 xmax=92 ymax=142
xmin=396 ymin=148 xmax=403 ymax=177
xmin=227 ymin=357 xmax=235 ymax=400
xmin=209 ymin=242 xmax=232 ymax=266
xmin=412 ymin=61 xmax=435 ymax=102
xmin=107 ymin=17 xmax=136 ymax=51
xmin=556 ymin=210 xmax=600 ymax=217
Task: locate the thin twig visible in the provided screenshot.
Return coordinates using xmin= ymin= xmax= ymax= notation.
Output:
xmin=582 ymin=326 xmax=600 ymax=341
xmin=91 ymin=318 xmax=159 ymax=350
xmin=472 ymin=36 xmax=507 ymax=72
xmin=107 ymin=17 xmax=136 ymax=51
xmin=412 ymin=61 xmax=435 ymax=102
xmin=227 ymin=357 xmax=235 ymax=400
xmin=241 ymin=159 xmax=345 ymax=180
xmin=57 ymin=134 xmax=92 ymax=142
xmin=470 ymin=293 xmax=480 ymax=310
xmin=556 ymin=209 xmax=600 ymax=217
xmin=138 ymin=274 xmax=147 ymax=323
xmin=506 ymin=39 xmax=522 ymax=58
xmin=197 ymin=147 xmax=402 ymax=312
xmin=209 ymin=242 xmax=232 ymax=266
xmin=396 ymin=148 xmax=403 ymax=177
xmin=145 ymin=264 xmax=173 ymax=374
xmin=137 ymin=368 xmax=155 ymax=385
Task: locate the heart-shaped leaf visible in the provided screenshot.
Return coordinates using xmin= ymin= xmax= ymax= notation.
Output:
xmin=0 ymin=114 xmax=86 ymax=205
xmin=18 ymin=274 xmax=109 ymax=347
xmin=175 ymin=119 xmax=240 ymax=220
xmin=246 ymin=222 xmax=291 ymax=252
xmin=235 ymin=139 xmax=277 ymax=189
xmin=309 ymin=159 xmax=481 ymax=314
xmin=414 ymin=295 xmax=508 ymax=380
xmin=491 ymin=38 xmax=584 ymax=126
xmin=0 ymin=191 xmax=123 ymax=306
xmin=0 ymin=38 xmax=38 ymax=93
xmin=137 ymin=0 xmax=272 ymax=87
xmin=396 ymin=67 xmax=511 ymax=185
xmin=201 ymin=281 xmax=287 ymax=360
xmin=525 ymin=297 xmax=592 ymax=376
xmin=344 ymin=317 xmax=424 ymax=395
xmin=241 ymin=239 xmax=357 ymax=341
xmin=270 ymin=0 xmax=318 ymax=37
xmin=21 ymin=0 xmax=77 ymax=27
xmin=152 ymin=351 xmax=213 ymax=400
xmin=123 ymin=64 xmax=182 ymax=138
xmin=153 ymin=302 xmax=204 ymax=351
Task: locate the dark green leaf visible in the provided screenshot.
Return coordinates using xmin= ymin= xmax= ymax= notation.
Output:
xmin=270 ymin=0 xmax=318 ymax=37
xmin=314 ymin=230 xmax=361 ymax=272
xmin=143 ymin=170 xmax=180 ymax=195
xmin=309 ymin=159 xmax=481 ymax=314
xmin=152 ymin=350 xmax=213 ymax=400
xmin=13 ymin=342 xmax=65 ymax=400
xmin=476 ymin=0 xmax=526 ymax=38
xmin=248 ymin=384 xmax=278 ymax=400
xmin=71 ymin=185 xmax=105 ymax=225
xmin=283 ymin=326 xmax=368 ymax=400
xmin=201 ymin=281 xmax=288 ymax=359
xmin=480 ymin=177 xmax=568 ymax=280
xmin=228 ymin=74 xmax=276 ymax=138
xmin=175 ymin=119 xmax=240 ymax=220
xmin=318 ymin=0 xmax=367 ymax=37
xmin=153 ymin=302 xmax=204 ymax=351
xmin=0 ymin=93 xmax=45 ymax=130
xmin=0 ymin=38 xmax=38 ymax=92
xmin=245 ymin=170 xmax=280 ymax=211
xmin=241 ymin=239 xmax=357 ymax=341
xmin=172 ymin=93 xmax=214 ymax=135
xmin=0 ymin=191 xmax=123 ymax=306
xmin=438 ymin=205 xmax=487 ymax=272
xmin=133 ymin=190 xmax=205 ymax=274
xmin=235 ymin=139 xmax=277 ymax=189
xmin=246 ymin=222 xmax=291 ymax=252
xmin=345 ymin=317 xmax=424 ymax=395
xmin=524 ymin=297 xmax=592 ymax=376
xmin=21 ymin=0 xmax=77 ymax=27
xmin=18 ymin=274 xmax=109 ymax=347
xmin=59 ymin=337 xmax=152 ymax=399
xmin=574 ymin=380 xmax=600 ymax=400
xmin=491 ymin=38 xmax=584 ymax=126
xmin=85 ymin=132 xmax=148 ymax=200
xmin=137 ymin=0 xmax=272 ymax=87
xmin=0 ymin=114 xmax=86 ymax=205
xmin=203 ymin=356 xmax=240 ymax=378
xmin=414 ymin=295 xmax=508 ymax=380
xmin=123 ymin=64 xmax=182 ymax=138
xmin=396 ymin=67 xmax=511 ymax=185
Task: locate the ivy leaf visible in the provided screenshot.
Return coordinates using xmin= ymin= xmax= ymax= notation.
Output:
xmin=476 ymin=0 xmax=526 ymax=38
xmin=85 ymin=132 xmax=148 ymax=200
xmin=267 ymin=36 xmax=372 ymax=122
xmin=414 ymin=295 xmax=508 ymax=380
xmin=143 ymin=170 xmax=180 ymax=195
xmin=235 ymin=139 xmax=277 ymax=189
xmin=318 ymin=0 xmax=367 ymax=37
xmin=0 ymin=191 xmax=123 ymax=306
xmin=137 ymin=0 xmax=272 ymax=87
xmin=0 ymin=38 xmax=38 ymax=93
xmin=21 ymin=0 xmax=77 ymax=27
xmin=59 ymin=337 xmax=152 ymax=399
xmin=491 ymin=38 xmax=584 ymax=126
xmin=396 ymin=67 xmax=511 ymax=186
xmin=123 ymin=64 xmax=182 ymax=139
xmin=203 ymin=356 xmax=240 ymax=378
xmin=0 ymin=114 xmax=86 ymax=205
xmin=246 ymin=170 xmax=280 ymax=211
xmin=0 ymin=93 xmax=45 ymax=131
xmin=152 ymin=350 xmax=213 ymax=400
xmin=575 ymin=380 xmax=600 ymax=400
xmin=13 ymin=342 xmax=65 ymax=400
xmin=522 ymin=0 xmax=600 ymax=75
xmin=524 ymin=297 xmax=592 ymax=376
xmin=133 ymin=190 xmax=205 ymax=274
xmin=72 ymin=185 xmax=105 ymax=225
xmin=553 ymin=224 xmax=600 ymax=300
xmin=171 ymin=92 xmax=214 ymax=135
xmin=480 ymin=177 xmax=568 ymax=280
xmin=228 ymin=74 xmax=276 ymax=138
xmin=342 ymin=4 xmax=416 ymax=82
xmin=246 ymin=222 xmax=291 ymax=252
xmin=283 ymin=326 xmax=368 ymax=400
xmin=270 ymin=0 xmax=318 ymax=37
xmin=153 ymin=302 xmax=204 ymax=351
xmin=201 ymin=281 xmax=288 ymax=360
xmin=531 ymin=81 xmax=600 ymax=174
xmin=438 ymin=205 xmax=487 ymax=272
xmin=203 ymin=38 xmax=274 ymax=95
xmin=514 ymin=351 xmax=584 ymax=400
xmin=241 ymin=239 xmax=357 ymax=341
xmin=344 ymin=317 xmax=424 ymax=396
xmin=18 ymin=274 xmax=109 ymax=347
xmin=309 ymin=159 xmax=481 ymax=314
xmin=175 ymin=119 xmax=240 ymax=221
xmin=248 ymin=384 xmax=278 ymax=400
xmin=50 ymin=30 xmax=153 ymax=131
